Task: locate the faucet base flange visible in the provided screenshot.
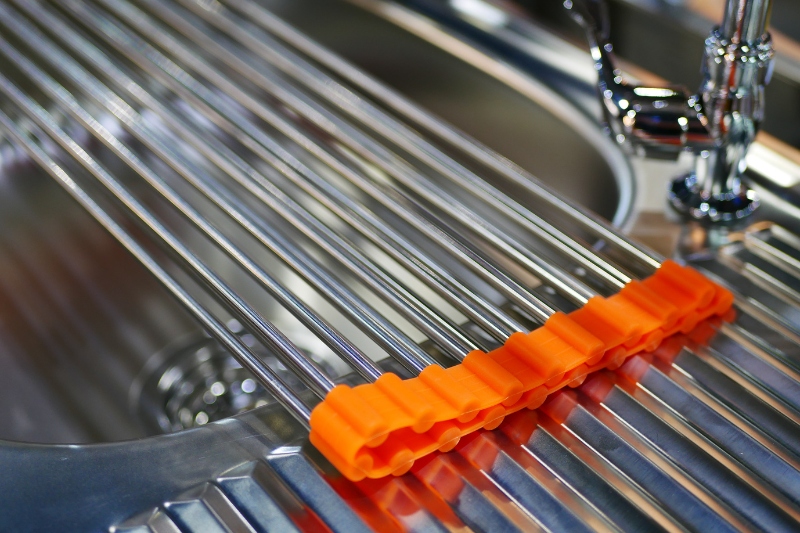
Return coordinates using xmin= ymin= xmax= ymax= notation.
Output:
xmin=668 ymin=173 xmax=759 ymax=222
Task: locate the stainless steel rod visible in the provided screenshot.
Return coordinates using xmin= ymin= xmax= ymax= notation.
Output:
xmin=47 ymin=0 xmax=513 ymax=354
xmin=23 ymin=0 xmax=478 ymax=360
xmin=13 ymin=0 xmax=523 ymax=342
xmin=127 ymin=0 xmax=594 ymax=307
xmin=0 ymin=28 xmax=386 ymax=384
xmin=194 ymin=0 xmax=650 ymax=284
xmin=0 ymin=70 xmax=337 ymax=399
xmin=219 ymin=0 xmax=663 ymax=272
xmin=82 ymin=0 xmax=567 ymax=319
xmin=138 ymin=0 xmax=609 ymax=300
xmin=0 ymin=106 xmax=314 ymax=426
xmin=6 ymin=0 xmax=676 ymax=366
xmin=11 ymin=0 xmax=436 ymax=374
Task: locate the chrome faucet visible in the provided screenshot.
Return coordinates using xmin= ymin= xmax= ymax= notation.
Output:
xmin=566 ymin=0 xmax=774 ymax=222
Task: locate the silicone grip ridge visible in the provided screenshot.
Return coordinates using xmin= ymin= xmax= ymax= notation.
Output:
xmin=309 ymin=260 xmax=734 ymax=480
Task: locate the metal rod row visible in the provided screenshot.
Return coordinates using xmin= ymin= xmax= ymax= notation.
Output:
xmin=12 ymin=0 xmax=524 ymax=344
xmin=219 ymin=0 xmax=664 ymax=271
xmin=141 ymin=0 xmax=608 ymax=305
xmin=0 ymin=3 xmax=425 ymax=375
xmin=193 ymin=0 xmax=643 ymax=284
xmin=0 ymin=104 xmax=314 ymax=426
xmin=9 ymin=0 xmax=672 ymax=369
xmin=7 ymin=0 xmax=438 ymax=374
xmin=83 ymin=0 xmax=576 ymax=317
xmin=22 ymin=0 xmax=481 ymax=360
xmin=0 ymin=68 xmax=338 ymax=398
xmin=0 ymin=30 xmax=390 ymax=386
xmin=96 ymin=0 xmax=488 ymax=356
xmin=47 ymin=0 xmax=541 ymax=338
xmin=70 ymin=0 xmax=552 ymax=326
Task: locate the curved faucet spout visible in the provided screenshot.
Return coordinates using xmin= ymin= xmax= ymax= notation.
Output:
xmin=565 ymin=0 xmax=712 ymax=155
xmin=568 ymin=0 xmax=774 ymax=222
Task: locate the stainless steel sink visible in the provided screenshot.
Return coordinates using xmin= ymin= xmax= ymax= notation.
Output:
xmin=2 ymin=1 xmax=800 ymax=532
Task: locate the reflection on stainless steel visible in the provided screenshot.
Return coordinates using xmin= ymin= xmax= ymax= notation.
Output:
xmin=131 ymin=330 xmax=292 ymax=434
xmin=566 ymin=0 xmax=774 ymax=221
xmin=1 ymin=0 xmax=800 ymax=531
